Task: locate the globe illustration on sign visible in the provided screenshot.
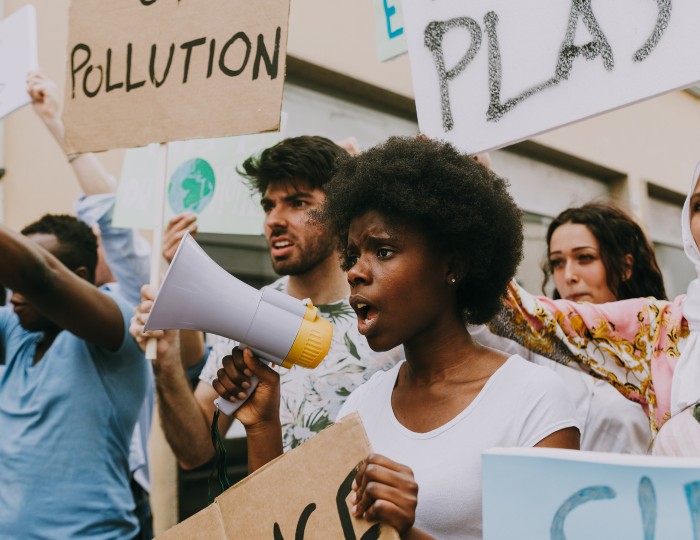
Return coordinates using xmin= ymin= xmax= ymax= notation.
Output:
xmin=167 ymin=158 xmax=216 ymax=214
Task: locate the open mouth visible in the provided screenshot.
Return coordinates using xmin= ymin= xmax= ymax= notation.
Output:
xmin=270 ymin=237 xmax=295 ymax=258
xmin=351 ymin=298 xmax=379 ymax=335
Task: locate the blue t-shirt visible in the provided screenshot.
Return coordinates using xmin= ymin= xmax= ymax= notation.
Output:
xmin=0 ymin=289 xmax=150 ymax=539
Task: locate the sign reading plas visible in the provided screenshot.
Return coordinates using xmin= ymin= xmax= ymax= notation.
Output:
xmin=403 ymin=0 xmax=700 ymax=154
xmin=63 ymin=0 xmax=290 ymax=153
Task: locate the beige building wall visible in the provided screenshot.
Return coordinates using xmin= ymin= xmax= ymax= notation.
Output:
xmin=3 ymin=0 xmax=699 ymax=230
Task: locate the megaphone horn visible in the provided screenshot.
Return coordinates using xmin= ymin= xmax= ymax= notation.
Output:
xmin=145 ymin=232 xmax=333 ymax=414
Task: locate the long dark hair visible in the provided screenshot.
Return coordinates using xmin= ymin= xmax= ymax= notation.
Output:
xmin=542 ymin=203 xmax=667 ymax=301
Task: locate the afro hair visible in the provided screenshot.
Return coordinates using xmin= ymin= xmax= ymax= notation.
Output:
xmin=318 ymin=136 xmax=523 ymax=324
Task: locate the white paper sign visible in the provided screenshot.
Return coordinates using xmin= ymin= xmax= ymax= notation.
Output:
xmin=113 ymin=114 xmax=287 ymax=235
xmin=0 ymin=5 xmax=38 ymax=120
xmin=483 ymin=447 xmax=700 ymax=540
xmin=374 ymin=0 xmax=407 ymax=62
xmin=403 ymin=0 xmax=700 ymax=154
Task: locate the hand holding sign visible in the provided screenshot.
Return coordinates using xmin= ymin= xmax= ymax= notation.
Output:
xmin=27 ymin=70 xmax=65 ymax=147
xmin=350 ymin=454 xmax=419 ymax=535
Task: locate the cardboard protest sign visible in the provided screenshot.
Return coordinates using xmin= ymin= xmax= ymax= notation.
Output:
xmin=403 ymin=0 xmax=700 ymax=154
xmin=157 ymin=414 xmax=399 ymax=540
xmin=483 ymin=447 xmax=700 ymax=539
xmin=113 ymin=116 xmax=286 ymax=235
xmin=373 ymin=0 xmax=407 ymax=62
xmin=62 ymin=0 xmax=289 ymax=153
xmin=0 ymin=5 xmax=38 ymax=120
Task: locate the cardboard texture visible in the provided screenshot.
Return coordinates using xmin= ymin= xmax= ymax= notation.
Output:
xmin=158 ymin=414 xmax=399 ymax=539
xmin=483 ymin=447 xmax=700 ymax=539
xmin=403 ymin=0 xmax=700 ymax=154
xmin=0 ymin=5 xmax=38 ymax=120
xmin=63 ymin=0 xmax=289 ymax=153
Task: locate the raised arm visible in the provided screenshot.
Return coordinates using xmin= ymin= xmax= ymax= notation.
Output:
xmin=0 ymin=225 xmax=124 ymax=350
xmin=488 ymin=280 xmax=686 ymax=429
xmin=28 ymin=70 xmax=114 ymax=195
xmin=130 ymin=284 xmax=227 ymax=469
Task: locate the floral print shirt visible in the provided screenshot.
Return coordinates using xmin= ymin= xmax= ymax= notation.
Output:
xmin=200 ymin=276 xmax=403 ymax=450
xmin=487 ymin=281 xmax=689 ymax=432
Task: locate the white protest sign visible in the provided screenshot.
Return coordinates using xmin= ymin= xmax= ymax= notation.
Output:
xmin=0 ymin=5 xmax=37 ymax=120
xmin=373 ymin=0 xmax=407 ymax=62
xmin=63 ymin=0 xmax=289 ymax=153
xmin=113 ymin=115 xmax=286 ymax=235
xmin=403 ymin=0 xmax=700 ymax=154
xmin=483 ymin=447 xmax=700 ymax=539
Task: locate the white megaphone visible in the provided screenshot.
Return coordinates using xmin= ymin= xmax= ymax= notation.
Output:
xmin=144 ymin=232 xmax=333 ymax=415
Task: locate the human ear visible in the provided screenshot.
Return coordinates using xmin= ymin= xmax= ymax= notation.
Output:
xmin=73 ymin=266 xmax=90 ymax=282
xmin=621 ymin=254 xmax=634 ymax=281
xmin=446 ymin=257 xmax=467 ymax=285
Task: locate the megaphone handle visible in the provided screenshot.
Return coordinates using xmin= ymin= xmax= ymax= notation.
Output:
xmin=213 ymin=374 xmax=260 ymax=416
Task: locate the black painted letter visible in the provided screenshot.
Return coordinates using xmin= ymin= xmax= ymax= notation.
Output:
xmin=180 ymin=37 xmax=207 ymax=83
xmin=149 ymin=43 xmax=175 ymax=88
xmin=633 ymin=0 xmax=672 ymax=62
xmin=70 ymin=44 xmax=91 ymax=99
xmin=105 ymin=48 xmax=124 ymax=92
xmin=253 ymin=27 xmax=281 ymax=81
xmin=219 ymin=32 xmax=252 ymax=77
xmin=423 ymin=17 xmax=482 ymax=132
xmin=555 ymin=0 xmax=614 ymax=81
xmin=484 ymin=11 xmax=560 ymax=122
xmin=126 ymin=43 xmax=147 ymax=92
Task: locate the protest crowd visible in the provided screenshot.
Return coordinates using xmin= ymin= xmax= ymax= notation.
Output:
xmin=2 ymin=1 xmax=700 ymax=539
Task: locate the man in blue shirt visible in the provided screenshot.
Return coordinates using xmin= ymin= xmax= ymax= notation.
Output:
xmin=0 ymin=214 xmax=149 ymax=539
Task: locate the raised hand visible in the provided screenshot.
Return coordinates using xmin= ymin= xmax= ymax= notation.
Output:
xmin=129 ymin=283 xmax=177 ymax=358
xmin=27 ymin=70 xmax=64 ymax=145
xmin=163 ymin=213 xmax=198 ymax=263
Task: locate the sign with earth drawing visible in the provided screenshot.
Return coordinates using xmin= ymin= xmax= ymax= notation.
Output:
xmin=113 ymin=118 xmax=286 ymax=235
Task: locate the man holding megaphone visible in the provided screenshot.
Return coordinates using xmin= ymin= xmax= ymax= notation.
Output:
xmin=131 ymin=136 xmax=403 ymax=471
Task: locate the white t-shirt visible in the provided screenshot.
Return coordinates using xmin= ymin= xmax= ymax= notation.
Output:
xmin=469 ymin=324 xmax=652 ymax=453
xmin=337 ymin=355 xmax=579 ymax=540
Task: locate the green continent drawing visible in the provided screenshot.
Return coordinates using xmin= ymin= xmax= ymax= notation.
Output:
xmin=167 ymin=158 xmax=216 ymax=214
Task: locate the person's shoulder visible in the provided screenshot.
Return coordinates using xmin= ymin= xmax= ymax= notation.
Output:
xmin=499 ymin=355 xmax=571 ymax=396
xmin=351 ymin=360 xmax=402 ymax=396
xmin=0 ymin=305 xmax=19 ymax=338
xmin=338 ymin=361 xmax=403 ymax=420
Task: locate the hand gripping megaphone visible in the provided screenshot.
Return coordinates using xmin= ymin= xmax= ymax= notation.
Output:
xmin=144 ymin=232 xmax=333 ymax=415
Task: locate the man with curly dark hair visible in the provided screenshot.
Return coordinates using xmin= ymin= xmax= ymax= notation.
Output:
xmin=0 ymin=214 xmax=148 ymax=539
xmin=213 ymin=136 xmax=580 ymax=539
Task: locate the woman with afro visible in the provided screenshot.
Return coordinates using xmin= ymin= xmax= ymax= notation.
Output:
xmin=214 ymin=136 xmax=580 ymax=539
